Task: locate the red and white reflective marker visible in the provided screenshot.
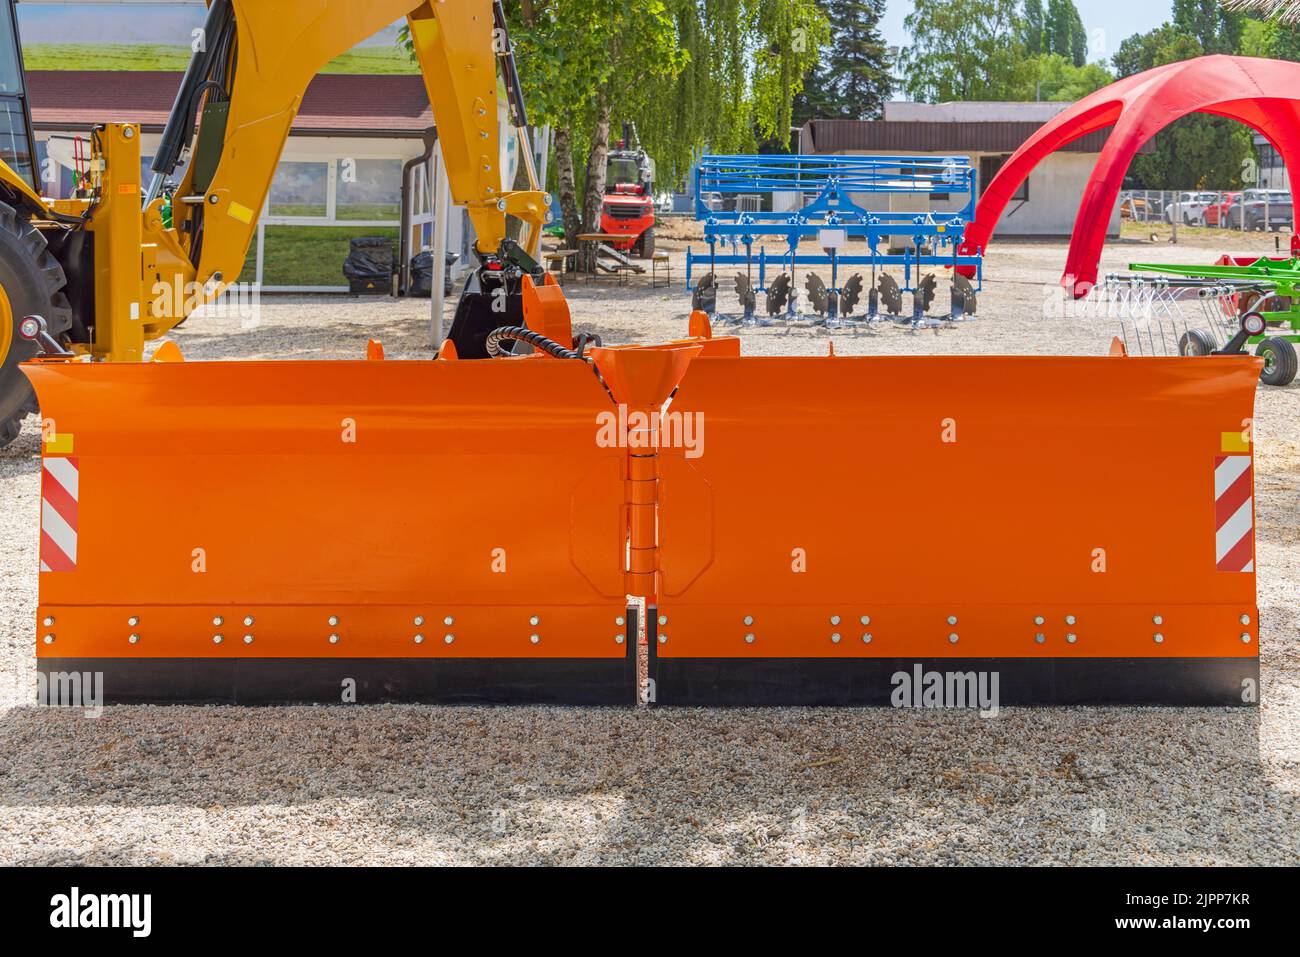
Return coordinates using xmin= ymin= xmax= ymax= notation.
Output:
xmin=1214 ymin=455 xmax=1254 ymax=573
xmin=40 ymin=456 xmax=79 ymax=573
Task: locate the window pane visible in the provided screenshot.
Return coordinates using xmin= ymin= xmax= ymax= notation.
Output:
xmin=244 ymin=225 xmax=399 ymax=286
xmin=0 ymin=98 xmax=33 ymax=185
xmin=0 ymin=7 xmax=23 ymax=95
xmin=336 ymin=158 xmax=402 ymax=221
xmin=268 ymin=161 xmax=328 ymax=218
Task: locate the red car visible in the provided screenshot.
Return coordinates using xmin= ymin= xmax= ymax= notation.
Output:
xmin=1202 ymin=192 xmax=1241 ymax=227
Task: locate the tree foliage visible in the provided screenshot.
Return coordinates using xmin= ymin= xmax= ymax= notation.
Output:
xmin=498 ymin=0 xmax=825 ymax=246
xmin=638 ymin=0 xmax=828 ymax=185
xmin=1044 ymin=0 xmax=1087 ymax=65
xmin=902 ymin=0 xmax=1035 ymax=101
xmin=792 ymin=0 xmax=892 ymax=125
xmin=1111 ymin=17 xmax=1251 ymax=189
xmin=903 ymin=0 xmax=1108 ymax=102
xmin=1023 ymin=0 xmax=1045 ymax=53
xmin=1030 ymin=53 xmax=1112 ymax=100
xmin=1173 ymin=0 xmax=1243 ymax=52
xmin=1232 ymin=1 xmax=1300 ymax=59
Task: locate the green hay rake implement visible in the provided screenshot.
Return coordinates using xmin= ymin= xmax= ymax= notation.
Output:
xmin=1125 ymin=258 xmax=1300 ymax=386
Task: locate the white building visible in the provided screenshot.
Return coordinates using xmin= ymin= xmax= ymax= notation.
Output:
xmin=1254 ymin=133 xmax=1288 ymax=191
xmin=800 ymin=100 xmax=1129 ymax=238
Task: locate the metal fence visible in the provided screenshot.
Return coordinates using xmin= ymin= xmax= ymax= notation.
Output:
xmin=1118 ymin=188 xmax=1294 ymax=236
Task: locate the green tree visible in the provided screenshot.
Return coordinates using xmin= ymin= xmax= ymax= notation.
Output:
xmin=1229 ymin=1 xmax=1300 ymax=59
xmin=502 ymin=1 xmax=685 ymax=252
xmin=1044 ymin=0 xmax=1086 ymax=65
xmin=1111 ymin=22 xmax=1252 ymax=189
xmin=902 ymin=0 xmax=1034 ymax=101
xmin=640 ymin=0 xmax=827 ymax=180
xmin=506 ymin=0 xmax=825 ymax=246
xmin=1023 ymin=0 xmax=1045 ymax=54
xmin=1068 ymin=5 xmax=1087 ymax=64
xmin=1030 ymin=53 xmax=1112 ymax=100
xmin=792 ymin=0 xmax=892 ymax=125
xmin=1219 ymin=0 xmax=1300 ymax=18
xmin=1174 ymin=0 xmax=1243 ymax=52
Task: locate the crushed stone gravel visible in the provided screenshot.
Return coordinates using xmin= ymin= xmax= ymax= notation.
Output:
xmin=0 ymin=237 xmax=1296 ymax=865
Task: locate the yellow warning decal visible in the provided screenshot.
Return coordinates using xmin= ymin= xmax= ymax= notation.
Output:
xmin=44 ymin=432 xmax=74 ymax=455
xmin=1221 ymin=431 xmax=1251 ymax=453
xmin=227 ymin=202 xmax=254 ymax=224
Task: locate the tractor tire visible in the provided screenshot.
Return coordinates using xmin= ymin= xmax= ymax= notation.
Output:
xmin=1179 ymin=329 xmax=1216 ymax=356
xmin=1256 ymin=336 xmax=1298 ymax=387
xmin=0 ymin=200 xmax=73 ymax=448
xmin=638 ymin=227 xmax=655 ymax=260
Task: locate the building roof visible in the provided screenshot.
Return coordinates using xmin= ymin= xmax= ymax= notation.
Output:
xmin=802 ymin=118 xmax=1133 ymax=155
xmin=27 ymin=70 xmax=434 ymax=137
xmin=882 ymin=101 xmax=1072 ymax=123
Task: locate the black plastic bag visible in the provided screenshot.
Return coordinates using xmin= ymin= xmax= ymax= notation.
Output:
xmin=342 ymin=237 xmax=395 ymax=281
xmin=408 ymin=250 xmax=459 ymax=297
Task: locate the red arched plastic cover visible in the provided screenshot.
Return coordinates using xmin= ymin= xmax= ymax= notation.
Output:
xmin=959 ymin=55 xmax=1300 ymax=297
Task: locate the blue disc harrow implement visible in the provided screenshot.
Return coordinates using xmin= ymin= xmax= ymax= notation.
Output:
xmin=687 ymin=154 xmax=984 ymax=327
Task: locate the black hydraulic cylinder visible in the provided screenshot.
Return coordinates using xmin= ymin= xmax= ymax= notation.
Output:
xmin=150 ymin=0 xmax=234 ymax=178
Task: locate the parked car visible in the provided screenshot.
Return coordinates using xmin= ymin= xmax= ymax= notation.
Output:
xmin=1202 ymin=192 xmax=1241 ymax=227
xmin=1228 ymin=189 xmax=1294 ymax=231
xmin=1163 ymin=191 xmax=1219 ymax=224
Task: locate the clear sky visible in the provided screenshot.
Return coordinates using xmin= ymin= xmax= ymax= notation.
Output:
xmin=15 ymin=2 xmax=397 ymax=47
xmin=12 ymin=1 xmax=1182 ymax=64
xmin=881 ymin=0 xmax=1173 ymax=65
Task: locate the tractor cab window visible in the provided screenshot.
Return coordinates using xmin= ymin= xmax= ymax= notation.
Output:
xmin=0 ymin=1 xmax=36 ymax=191
xmin=606 ymin=157 xmax=640 ymax=187
xmin=0 ymin=5 xmax=21 ymax=94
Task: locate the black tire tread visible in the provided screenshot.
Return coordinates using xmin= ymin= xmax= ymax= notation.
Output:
xmin=0 ymin=199 xmax=73 ymax=440
xmin=1256 ymin=336 xmax=1299 ymax=387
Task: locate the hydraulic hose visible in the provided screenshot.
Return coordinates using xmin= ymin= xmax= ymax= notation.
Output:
xmin=485 ymin=326 xmax=580 ymax=360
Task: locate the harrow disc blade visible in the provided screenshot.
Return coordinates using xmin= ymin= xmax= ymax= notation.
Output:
xmin=953 ymin=271 xmax=978 ymax=315
xmin=840 ymin=273 xmax=865 ymax=316
xmin=804 ymin=272 xmax=829 ymax=315
xmin=691 ymin=272 xmax=717 ymax=314
xmin=877 ymin=272 xmax=903 ymax=315
xmin=916 ymin=273 xmax=938 ymax=314
xmin=766 ymin=273 xmax=792 ymax=316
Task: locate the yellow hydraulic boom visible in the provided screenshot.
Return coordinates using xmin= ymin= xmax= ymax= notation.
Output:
xmin=0 ymin=0 xmax=550 ymax=441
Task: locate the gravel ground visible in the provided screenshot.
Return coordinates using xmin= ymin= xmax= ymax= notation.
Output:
xmin=0 ymin=235 xmax=1296 ymax=866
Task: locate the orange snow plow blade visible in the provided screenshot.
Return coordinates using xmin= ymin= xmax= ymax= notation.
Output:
xmin=25 ymin=357 xmax=634 ymax=703
xmin=650 ymin=354 xmax=1262 ymax=706
xmin=24 ymin=349 xmax=1261 ymax=705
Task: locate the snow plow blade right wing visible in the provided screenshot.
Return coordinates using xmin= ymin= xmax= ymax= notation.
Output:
xmin=650 ymin=355 xmax=1262 ymax=706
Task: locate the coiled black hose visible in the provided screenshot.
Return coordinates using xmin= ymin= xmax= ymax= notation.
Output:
xmin=485 ymin=326 xmax=581 ymax=359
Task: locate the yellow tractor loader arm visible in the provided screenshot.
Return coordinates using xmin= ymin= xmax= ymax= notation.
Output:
xmin=156 ymin=0 xmax=545 ymax=296
xmin=0 ymin=0 xmax=548 ymax=444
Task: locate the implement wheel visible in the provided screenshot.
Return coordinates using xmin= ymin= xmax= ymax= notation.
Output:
xmin=0 ymin=200 xmax=73 ymax=448
xmin=1178 ymin=329 xmax=1216 ymax=356
xmin=1256 ymin=336 xmax=1298 ymax=387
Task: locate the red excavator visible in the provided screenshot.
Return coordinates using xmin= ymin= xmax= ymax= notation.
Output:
xmin=599 ymin=123 xmax=656 ymax=258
